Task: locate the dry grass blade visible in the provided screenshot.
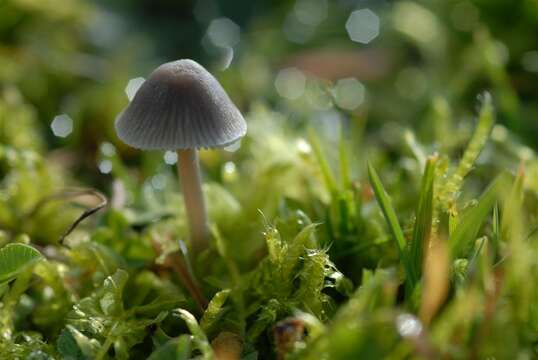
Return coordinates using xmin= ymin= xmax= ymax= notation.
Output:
xmin=420 ymin=238 xmax=449 ymax=325
xmin=27 ymin=188 xmax=108 ymax=244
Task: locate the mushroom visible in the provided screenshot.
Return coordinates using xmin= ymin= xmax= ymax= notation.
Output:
xmin=115 ymin=59 xmax=246 ymax=254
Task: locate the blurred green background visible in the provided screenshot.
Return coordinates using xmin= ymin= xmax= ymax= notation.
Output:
xmin=1 ymin=0 xmax=537 ymax=171
xmin=1 ymin=0 xmax=538 ymax=255
xmin=1 ymin=1 xmax=538 ymax=358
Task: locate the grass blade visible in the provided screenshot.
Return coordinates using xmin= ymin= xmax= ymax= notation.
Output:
xmin=410 ymin=155 xmax=437 ymax=279
xmin=147 ymin=336 xmax=192 ymax=360
xmin=309 ymin=128 xmax=338 ymax=196
xmin=367 ymin=162 xmax=416 ymax=287
xmin=438 ymin=93 xmax=494 ymax=211
xmin=449 ymin=174 xmax=507 ymax=258
xmin=200 ymin=289 xmax=231 ymax=332
xmin=339 ymin=130 xmax=352 ymax=190
xmin=175 ymin=309 xmax=213 ymax=360
xmin=492 ymin=203 xmax=501 ymax=261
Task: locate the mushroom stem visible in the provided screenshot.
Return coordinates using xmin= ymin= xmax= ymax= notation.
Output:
xmin=177 ymin=149 xmax=209 ymax=254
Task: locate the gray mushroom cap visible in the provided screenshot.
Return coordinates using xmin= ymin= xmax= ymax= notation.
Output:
xmin=115 ymin=59 xmax=246 ymax=150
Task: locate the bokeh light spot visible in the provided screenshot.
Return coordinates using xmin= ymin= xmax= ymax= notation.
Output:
xmin=151 ymin=174 xmax=166 ymax=190
xmin=396 ymin=314 xmax=423 ymax=338
xmin=164 ymin=150 xmax=178 ymax=165
xmin=100 ymin=142 xmax=116 ymax=156
xmin=125 ymin=77 xmax=145 ymax=101
xmin=51 ymin=114 xmax=73 ymax=138
xmin=275 ymin=68 xmax=306 ymax=100
xmin=283 ymin=13 xmax=315 ymax=44
xmin=98 ymin=160 xmax=113 ymax=174
xmin=333 ymin=78 xmax=365 ymax=110
xmin=305 ymin=81 xmax=333 ymax=110
xmin=346 ymin=9 xmax=380 ymax=44
xmin=207 ymin=17 xmax=240 ymax=48
xmin=296 ymin=138 xmax=312 ymax=155
xmin=294 ymin=0 xmax=328 ymax=26
xmin=222 ymin=161 xmax=238 ymax=182
xmin=393 ymin=2 xmax=440 ymax=47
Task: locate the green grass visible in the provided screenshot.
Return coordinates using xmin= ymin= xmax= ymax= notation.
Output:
xmin=1 ymin=1 xmax=538 ymax=358
xmin=1 ymin=86 xmax=538 ymax=359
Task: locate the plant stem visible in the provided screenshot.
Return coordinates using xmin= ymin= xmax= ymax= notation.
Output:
xmin=177 ymin=149 xmax=209 ymax=254
xmin=95 ymin=323 xmax=117 ymax=360
xmin=149 ymin=238 xmax=208 ymax=310
xmin=169 ymin=252 xmax=208 ymax=310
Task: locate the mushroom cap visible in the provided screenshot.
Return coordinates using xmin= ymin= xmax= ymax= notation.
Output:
xmin=115 ymin=59 xmax=246 ymax=150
